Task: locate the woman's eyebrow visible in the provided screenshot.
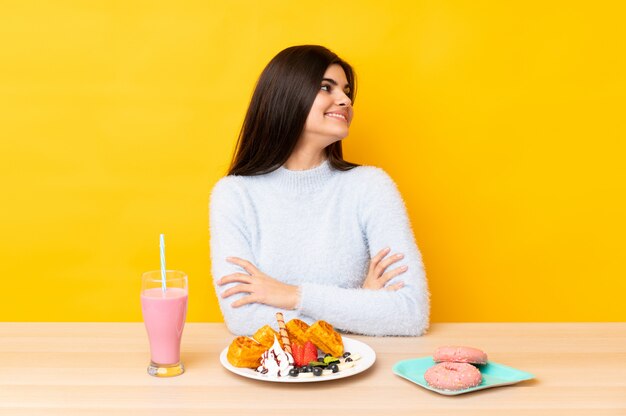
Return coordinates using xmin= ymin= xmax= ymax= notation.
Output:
xmin=322 ymin=78 xmax=351 ymax=89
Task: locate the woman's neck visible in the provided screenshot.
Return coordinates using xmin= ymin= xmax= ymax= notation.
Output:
xmin=284 ymin=147 xmax=326 ymax=171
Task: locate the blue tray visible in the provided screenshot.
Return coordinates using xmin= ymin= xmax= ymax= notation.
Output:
xmin=393 ymin=356 xmax=534 ymax=396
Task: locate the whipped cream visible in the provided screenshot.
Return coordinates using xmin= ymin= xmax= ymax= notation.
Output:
xmin=256 ymin=336 xmax=294 ymax=377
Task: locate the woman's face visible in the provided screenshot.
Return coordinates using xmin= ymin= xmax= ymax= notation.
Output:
xmin=300 ymin=64 xmax=353 ymax=149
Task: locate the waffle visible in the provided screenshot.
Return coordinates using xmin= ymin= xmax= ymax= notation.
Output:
xmin=252 ymin=325 xmax=283 ymax=349
xmin=286 ymin=319 xmax=310 ymax=346
xmin=226 ymin=336 xmax=266 ymax=368
xmin=306 ymin=320 xmax=344 ymax=357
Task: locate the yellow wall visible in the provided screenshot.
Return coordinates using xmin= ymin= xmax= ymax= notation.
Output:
xmin=2 ymin=1 xmax=624 ymax=322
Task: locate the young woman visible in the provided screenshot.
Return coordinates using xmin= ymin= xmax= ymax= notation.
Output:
xmin=210 ymin=45 xmax=429 ymax=336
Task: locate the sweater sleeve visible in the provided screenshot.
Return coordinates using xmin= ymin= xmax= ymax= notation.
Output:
xmin=209 ymin=177 xmax=294 ymax=335
xmin=297 ymin=168 xmax=430 ymax=336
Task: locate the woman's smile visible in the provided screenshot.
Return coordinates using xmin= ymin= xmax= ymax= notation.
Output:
xmin=324 ymin=111 xmax=348 ymax=122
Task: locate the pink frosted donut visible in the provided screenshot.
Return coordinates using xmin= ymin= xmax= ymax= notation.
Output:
xmin=433 ymin=346 xmax=488 ymax=365
xmin=424 ymin=362 xmax=482 ymax=391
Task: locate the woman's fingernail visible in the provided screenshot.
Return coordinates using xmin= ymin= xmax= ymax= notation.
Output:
xmin=397 ymin=254 xmax=404 ymax=258
xmin=401 ymin=265 xmax=408 ymax=271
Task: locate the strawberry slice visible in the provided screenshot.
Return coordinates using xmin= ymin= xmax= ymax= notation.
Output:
xmin=291 ymin=342 xmax=305 ymax=367
xmin=303 ymin=341 xmax=318 ymax=365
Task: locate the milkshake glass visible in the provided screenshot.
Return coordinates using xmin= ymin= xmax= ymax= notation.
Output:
xmin=141 ymin=270 xmax=188 ymax=377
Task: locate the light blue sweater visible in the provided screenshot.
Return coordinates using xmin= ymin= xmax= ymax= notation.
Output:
xmin=209 ymin=160 xmax=429 ymax=336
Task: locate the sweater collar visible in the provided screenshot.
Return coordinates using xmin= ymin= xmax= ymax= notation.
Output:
xmin=268 ymin=159 xmax=336 ymax=192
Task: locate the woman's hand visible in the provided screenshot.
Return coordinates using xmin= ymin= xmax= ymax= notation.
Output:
xmin=362 ymin=247 xmax=407 ymax=291
xmin=217 ymin=257 xmax=300 ymax=310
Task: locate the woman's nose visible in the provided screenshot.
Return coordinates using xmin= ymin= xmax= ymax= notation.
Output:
xmin=337 ymin=92 xmax=352 ymax=107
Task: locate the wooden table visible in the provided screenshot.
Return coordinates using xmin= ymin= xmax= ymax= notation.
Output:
xmin=1 ymin=323 xmax=625 ymax=415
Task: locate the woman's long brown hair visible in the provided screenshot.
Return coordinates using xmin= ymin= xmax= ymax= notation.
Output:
xmin=228 ymin=45 xmax=358 ymax=176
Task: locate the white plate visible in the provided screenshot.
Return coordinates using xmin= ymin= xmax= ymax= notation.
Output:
xmin=219 ymin=336 xmax=376 ymax=383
